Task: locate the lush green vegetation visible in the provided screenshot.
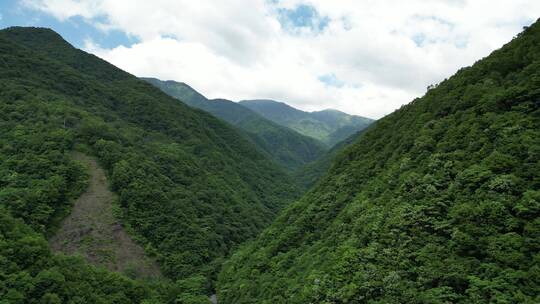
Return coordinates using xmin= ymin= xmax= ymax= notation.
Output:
xmin=0 ymin=26 xmax=301 ymax=301
xmin=294 ymin=128 xmax=370 ymax=188
xmin=0 ymin=208 xmax=152 ymax=303
xmin=143 ymin=78 xmax=326 ymax=171
xmin=0 ymin=56 xmax=207 ymax=303
xmin=240 ymin=99 xmax=373 ymax=146
xmin=0 ymin=207 xmax=214 ymax=303
xmin=218 ymin=22 xmax=540 ymax=303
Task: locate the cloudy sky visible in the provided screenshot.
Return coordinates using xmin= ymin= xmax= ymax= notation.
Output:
xmin=1 ymin=1 xmax=539 ymax=118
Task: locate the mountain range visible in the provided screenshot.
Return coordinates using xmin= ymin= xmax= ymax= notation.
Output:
xmin=0 ymin=26 xmax=301 ymax=302
xmin=142 ymin=78 xmax=327 ymax=171
xmin=2 ymin=19 xmax=539 ymax=304
xmin=240 ymin=99 xmax=373 ymax=147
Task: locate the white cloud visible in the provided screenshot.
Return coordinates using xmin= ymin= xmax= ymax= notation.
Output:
xmin=23 ymin=0 xmax=540 ymax=118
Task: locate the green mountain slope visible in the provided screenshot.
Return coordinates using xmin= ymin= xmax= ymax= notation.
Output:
xmin=218 ymin=22 xmax=540 ymax=303
xmin=294 ymin=128 xmax=370 ymax=188
xmin=142 ymin=78 xmax=326 ymax=171
xmin=0 ymin=25 xmax=301 ymax=300
xmin=239 ymin=99 xmax=374 ymax=146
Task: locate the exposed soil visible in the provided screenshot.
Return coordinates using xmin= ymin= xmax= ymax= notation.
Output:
xmin=49 ymin=152 xmax=162 ymax=279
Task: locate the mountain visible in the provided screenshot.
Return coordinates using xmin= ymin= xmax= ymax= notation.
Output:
xmin=239 ymin=99 xmax=374 ymax=146
xmin=218 ymin=21 xmax=540 ymax=303
xmin=294 ymin=127 xmax=371 ymax=188
xmin=142 ymin=78 xmax=326 ymax=171
xmin=0 ymin=26 xmax=301 ymax=301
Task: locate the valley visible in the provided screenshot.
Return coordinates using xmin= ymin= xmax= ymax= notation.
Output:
xmin=0 ymin=26 xmax=300 ymax=302
xmin=0 ymin=10 xmax=539 ymax=304
xmin=142 ymin=78 xmax=329 ymax=172
xmin=218 ymin=21 xmax=540 ymax=303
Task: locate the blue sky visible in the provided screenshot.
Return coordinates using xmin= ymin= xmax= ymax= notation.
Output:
xmin=0 ymin=0 xmax=135 ymax=49
xmin=0 ymin=1 xmax=323 ymax=49
xmin=2 ymin=1 xmax=538 ymax=118
xmin=277 ymin=4 xmax=329 ymax=33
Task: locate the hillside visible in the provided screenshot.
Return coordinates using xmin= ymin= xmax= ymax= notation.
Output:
xmin=0 ymin=26 xmax=301 ymax=301
xmin=218 ymin=21 xmax=540 ymax=303
xmin=49 ymin=152 xmax=162 ymax=279
xmin=143 ymin=78 xmax=326 ymax=171
xmin=239 ymin=99 xmax=374 ymax=146
xmin=294 ymin=128 xmax=370 ymax=188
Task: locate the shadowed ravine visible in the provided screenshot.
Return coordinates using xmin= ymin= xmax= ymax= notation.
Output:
xmin=49 ymin=152 xmax=162 ymax=279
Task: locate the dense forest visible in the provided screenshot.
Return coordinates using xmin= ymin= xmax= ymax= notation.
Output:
xmin=2 ymin=17 xmax=539 ymax=304
xmin=142 ymin=78 xmax=326 ymax=171
xmin=294 ymin=128 xmax=370 ymax=188
xmin=217 ymin=21 xmax=540 ymax=303
xmin=240 ymin=99 xmax=373 ymax=147
xmin=0 ymin=26 xmax=302 ymax=302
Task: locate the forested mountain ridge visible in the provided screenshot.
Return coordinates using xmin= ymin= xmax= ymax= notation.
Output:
xmin=141 ymin=79 xmax=209 ymax=108
xmin=143 ymin=78 xmax=326 ymax=171
xmin=240 ymin=99 xmax=374 ymax=147
xmin=218 ymin=21 xmax=540 ymax=303
xmin=0 ymin=26 xmax=301 ymax=302
xmin=294 ymin=127 xmax=371 ymax=188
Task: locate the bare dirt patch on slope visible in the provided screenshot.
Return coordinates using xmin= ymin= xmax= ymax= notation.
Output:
xmin=49 ymin=152 xmax=162 ymax=279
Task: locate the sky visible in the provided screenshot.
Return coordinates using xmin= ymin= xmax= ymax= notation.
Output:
xmin=1 ymin=1 xmax=539 ymax=118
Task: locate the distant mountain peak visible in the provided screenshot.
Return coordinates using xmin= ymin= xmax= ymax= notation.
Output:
xmin=317 ymin=108 xmax=343 ymax=113
xmin=0 ymin=26 xmax=301 ymax=300
xmin=3 ymin=26 xmax=71 ymax=47
xmin=4 ymin=26 xmax=59 ymax=35
xmin=240 ymin=99 xmax=373 ymax=146
xmin=143 ymin=78 xmax=327 ymax=171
